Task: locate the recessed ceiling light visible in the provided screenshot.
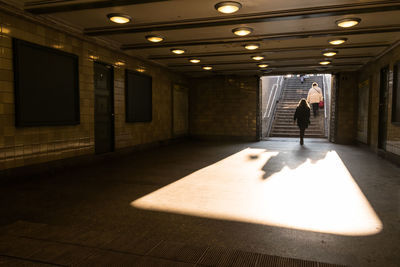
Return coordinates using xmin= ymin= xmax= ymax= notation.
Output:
xmin=320 ymin=60 xmax=332 ymax=65
xmin=251 ymin=55 xmax=264 ymax=61
xmin=107 ymin=13 xmax=132 ymax=24
xmin=244 ymin=44 xmax=259 ymax=50
xmin=115 ymin=61 xmax=125 ymax=66
xmin=203 ymin=66 xmax=213 ymax=70
xmin=89 ymin=55 xmax=99 ymax=61
xmin=258 ymin=63 xmax=268 ymax=68
xmin=336 ymin=18 xmax=361 ymax=28
xmin=215 ymin=1 xmax=242 ymax=14
xmin=171 ymin=48 xmax=186 ymax=54
xmin=322 ymin=50 xmax=338 ymax=57
xmin=232 ymin=27 xmax=253 ymax=36
xmin=136 ymin=68 xmax=146 ymax=73
xmin=146 ymin=35 xmax=164 ymax=43
xmin=189 ymin=58 xmax=201 ymax=63
xmin=52 ymin=44 xmax=63 ymax=49
xmin=328 ymin=38 xmax=348 ymax=45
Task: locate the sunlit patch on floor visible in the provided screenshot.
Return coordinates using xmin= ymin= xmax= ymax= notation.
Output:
xmin=131 ymin=148 xmax=382 ymax=236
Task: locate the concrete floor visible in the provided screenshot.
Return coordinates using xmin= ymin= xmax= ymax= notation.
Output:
xmin=0 ymin=138 xmax=399 ymax=267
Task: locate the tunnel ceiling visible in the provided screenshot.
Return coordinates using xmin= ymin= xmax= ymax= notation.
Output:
xmin=12 ymin=0 xmax=400 ymax=76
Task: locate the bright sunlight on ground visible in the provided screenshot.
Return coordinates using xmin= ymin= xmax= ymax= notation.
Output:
xmin=131 ymin=148 xmax=382 ymax=236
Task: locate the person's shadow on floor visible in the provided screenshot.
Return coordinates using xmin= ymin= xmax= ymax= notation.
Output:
xmin=257 ymin=146 xmax=328 ymax=180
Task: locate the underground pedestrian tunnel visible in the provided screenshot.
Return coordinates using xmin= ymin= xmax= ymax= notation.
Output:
xmin=0 ymin=1 xmax=399 ymax=266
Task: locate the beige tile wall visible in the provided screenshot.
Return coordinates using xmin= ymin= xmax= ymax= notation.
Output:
xmin=0 ymin=9 xmax=185 ymax=171
xmin=335 ymin=72 xmax=358 ymax=145
xmin=357 ymin=44 xmax=400 ymax=154
xmin=189 ymin=75 xmax=258 ymax=140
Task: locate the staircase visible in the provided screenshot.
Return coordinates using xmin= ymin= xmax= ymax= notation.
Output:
xmin=269 ymin=76 xmax=326 ymax=138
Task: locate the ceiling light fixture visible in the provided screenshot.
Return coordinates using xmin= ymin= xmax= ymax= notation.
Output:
xmin=258 ymin=63 xmax=268 ymax=68
xmin=171 ymin=48 xmax=186 ymax=54
xmin=322 ymin=50 xmax=338 ymax=57
xmin=107 ymin=13 xmax=132 ymax=24
xmin=115 ymin=61 xmax=125 ymax=66
xmin=89 ymin=55 xmax=99 ymax=61
xmin=232 ymin=27 xmax=253 ymax=36
xmin=328 ymin=38 xmax=348 ymax=45
xmin=189 ymin=58 xmax=201 ymax=63
xmin=320 ymin=60 xmax=332 ymax=65
xmin=215 ymin=1 xmax=242 ymax=14
xmin=251 ymin=55 xmax=264 ymax=61
xmin=146 ymin=35 xmax=164 ymax=43
xmin=203 ymin=66 xmax=213 ymax=70
xmin=244 ymin=44 xmax=259 ymax=50
xmin=336 ymin=18 xmax=361 ymax=28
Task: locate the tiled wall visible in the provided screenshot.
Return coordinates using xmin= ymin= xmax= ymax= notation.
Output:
xmin=0 ymin=9 xmax=185 ymax=171
xmin=189 ymin=75 xmax=258 ymax=140
xmin=329 ymin=74 xmax=338 ymax=143
xmin=335 ymin=72 xmax=358 ymax=144
xmin=357 ymin=44 xmax=400 ymax=155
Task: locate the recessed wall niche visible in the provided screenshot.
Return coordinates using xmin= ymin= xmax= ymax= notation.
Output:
xmin=125 ymin=70 xmax=152 ymax=122
xmin=13 ymin=38 xmax=80 ymax=126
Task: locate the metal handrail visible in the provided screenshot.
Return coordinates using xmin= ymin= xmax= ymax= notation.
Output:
xmin=264 ymin=76 xmax=285 ymax=137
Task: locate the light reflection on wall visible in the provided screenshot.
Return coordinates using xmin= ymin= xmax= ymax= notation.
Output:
xmin=0 ymin=26 xmax=11 ymax=36
xmin=131 ymin=148 xmax=383 ymax=236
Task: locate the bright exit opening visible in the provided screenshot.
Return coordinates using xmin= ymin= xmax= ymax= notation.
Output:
xmin=260 ymin=74 xmax=333 ymax=140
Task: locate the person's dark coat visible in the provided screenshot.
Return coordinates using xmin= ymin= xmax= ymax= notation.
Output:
xmin=294 ymin=106 xmax=310 ymax=129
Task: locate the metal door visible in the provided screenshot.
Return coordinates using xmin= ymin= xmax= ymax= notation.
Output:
xmin=378 ymin=66 xmax=389 ymax=150
xmin=94 ymin=62 xmax=114 ymax=154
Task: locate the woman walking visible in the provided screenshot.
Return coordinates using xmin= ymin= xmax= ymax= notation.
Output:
xmin=294 ymin=98 xmax=311 ymax=145
xmin=307 ymin=82 xmax=323 ymax=117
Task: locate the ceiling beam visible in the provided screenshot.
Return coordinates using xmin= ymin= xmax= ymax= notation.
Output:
xmin=147 ymin=43 xmax=390 ymax=60
xmin=25 ymin=0 xmax=76 ymax=7
xmin=172 ymin=62 xmax=363 ymax=70
xmin=120 ymin=25 xmax=400 ymax=50
xmin=186 ymin=67 xmax=360 ymax=76
xmin=84 ymin=1 xmax=400 ymax=36
xmin=182 ymin=62 xmax=363 ymax=73
xmin=25 ymin=0 xmax=169 ymax=14
xmin=167 ymin=55 xmax=374 ymax=67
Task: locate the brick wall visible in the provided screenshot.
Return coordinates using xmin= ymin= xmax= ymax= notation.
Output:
xmin=357 ymin=44 xmax=400 ymax=155
xmin=0 ymin=8 xmax=185 ymax=171
xmin=189 ymin=75 xmax=259 ymax=141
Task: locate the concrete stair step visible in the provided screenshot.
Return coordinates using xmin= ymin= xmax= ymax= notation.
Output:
xmin=271 ymin=127 xmax=324 ymax=131
xmin=272 ymin=124 xmax=324 ymax=128
xmin=272 ymin=128 xmax=324 ymax=133
xmin=270 ymin=132 xmax=325 ymax=136
xmin=273 ymin=119 xmax=325 ymax=124
xmin=270 ymin=133 xmax=325 ymax=138
xmin=273 ymin=124 xmax=324 ymax=128
xmin=276 ymin=105 xmax=298 ymax=108
xmin=270 ymin=129 xmax=325 ymax=133
xmin=273 ymin=121 xmax=324 ymax=125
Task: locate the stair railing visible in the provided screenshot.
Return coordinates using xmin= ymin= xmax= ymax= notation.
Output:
xmin=322 ymin=74 xmax=332 ymax=138
xmin=264 ymin=76 xmax=285 ymax=137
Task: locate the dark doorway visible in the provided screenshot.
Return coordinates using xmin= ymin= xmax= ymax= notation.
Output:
xmin=378 ymin=66 xmax=389 ymax=150
xmin=94 ymin=62 xmax=114 ymax=154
